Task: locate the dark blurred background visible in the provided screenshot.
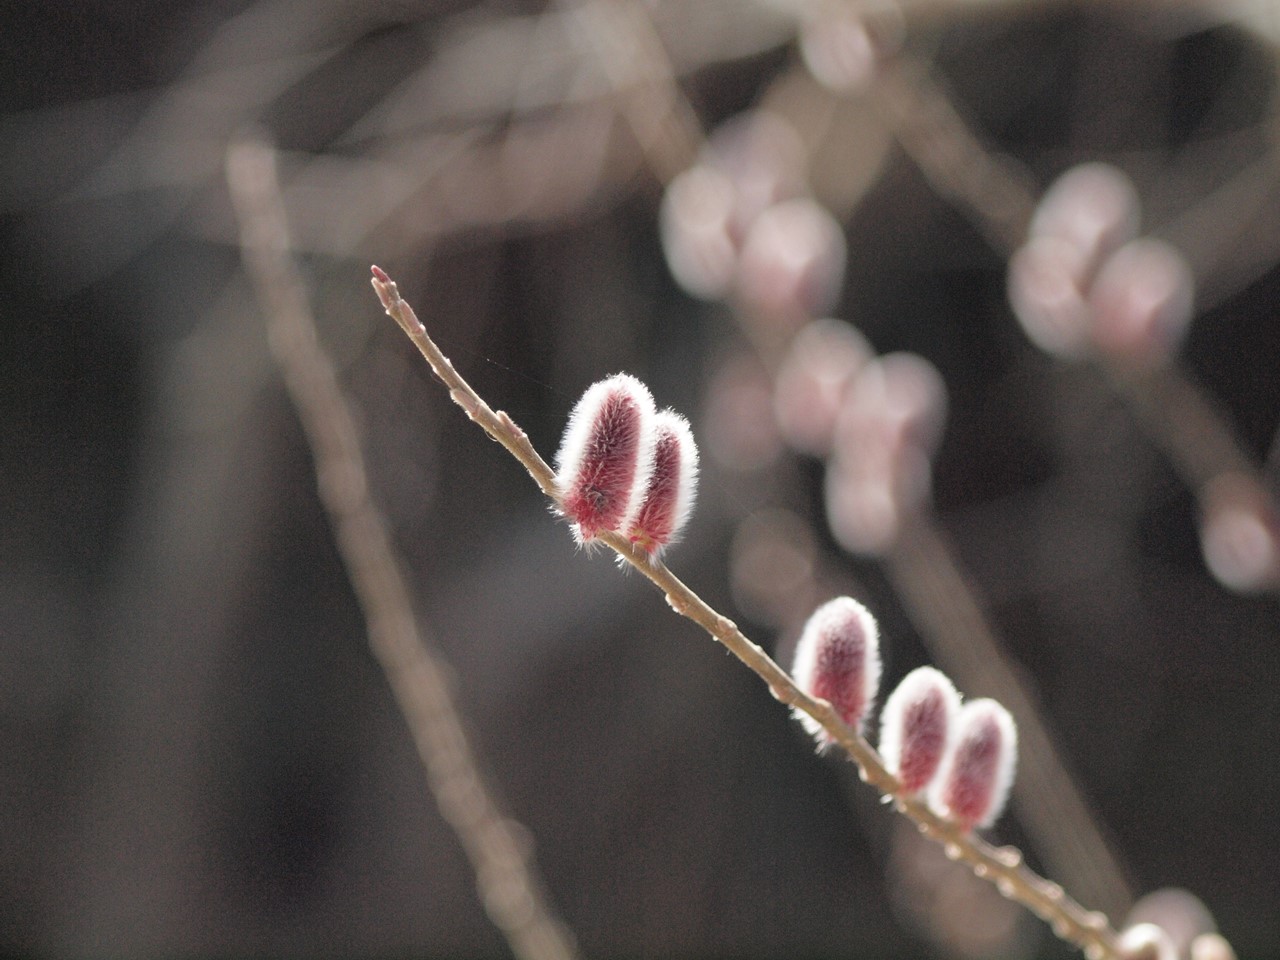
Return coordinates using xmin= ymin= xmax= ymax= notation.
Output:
xmin=2 ymin=1 xmax=1279 ymax=958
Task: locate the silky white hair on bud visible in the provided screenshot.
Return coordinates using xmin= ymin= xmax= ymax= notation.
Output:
xmin=791 ymin=596 xmax=882 ymax=746
xmin=628 ymin=409 xmax=700 ymax=559
xmin=931 ymin=698 xmax=1018 ymax=830
xmin=879 ymin=666 xmax=961 ymax=795
xmin=554 ymin=374 xmax=657 ymax=545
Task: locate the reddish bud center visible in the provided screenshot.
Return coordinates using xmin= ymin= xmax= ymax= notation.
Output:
xmin=811 ymin=628 xmax=868 ymax=727
xmin=943 ymin=717 xmax=1001 ymax=827
xmin=631 ymin=427 xmax=682 ymax=550
xmin=564 ymin=390 xmax=646 ymax=539
xmin=895 ymin=690 xmax=948 ymax=793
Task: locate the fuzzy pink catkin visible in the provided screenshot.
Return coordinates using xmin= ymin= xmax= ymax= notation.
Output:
xmin=1088 ymin=237 xmax=1194 ymax=368
xmin=735 ymin=197 xmax=848 ymax=323
xmin=773 ymin=318 xmax=872 ymax=458
xmin=555 ymin=374 xmax=657 ymax=544
xmin=931 ymin=698 xmax=1017 ymax=830
xmin=791 ymin=596 xmax=882 ymax=745
xmin=878 ymin=666 xmax=960 ymax=795
xmin=629 ymin=410 xmax=699 ymax=557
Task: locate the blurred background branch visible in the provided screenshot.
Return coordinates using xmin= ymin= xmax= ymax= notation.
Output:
xmin=228 ymin=137 xmax=579 ymax=960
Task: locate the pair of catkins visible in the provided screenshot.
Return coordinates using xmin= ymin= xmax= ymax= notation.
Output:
xmin=556 ymin=375 xmax=1014 ymax=831
xmin=555 ymin=374 xmax=699 ymax=556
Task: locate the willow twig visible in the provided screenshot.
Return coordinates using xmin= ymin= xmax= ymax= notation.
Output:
xmin=566 ymin=7 xmax=1132 ymax=914
xmin=370 ymin=265 xmax=1123 ymax=960
xmin=227 ymin=139 xmax=579 ymax=960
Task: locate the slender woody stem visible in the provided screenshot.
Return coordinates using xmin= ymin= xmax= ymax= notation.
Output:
xmin=370 ymin=266 xmax=1123 ymax=960
xmin=227 ymin=139 xmax=578 ymax=960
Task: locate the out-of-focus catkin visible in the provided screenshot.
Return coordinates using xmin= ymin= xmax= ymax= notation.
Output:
xmin=1117 ymin=924 xmax=1178 ymax=960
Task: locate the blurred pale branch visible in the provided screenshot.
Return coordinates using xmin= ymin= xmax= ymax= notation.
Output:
xmin=228 ymin=138 xmax=580 ymax=960
xmin=6 ymin=0 xmax=1280 ymax=292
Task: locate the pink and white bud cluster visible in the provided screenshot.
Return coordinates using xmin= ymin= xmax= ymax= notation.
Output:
xmin=790 ymin=598 xmax=1019 ymax=829
xmin=1009 ymin=162 xmax=1194 ymax=368
xmin=660 ymin=112 xmax=847 ymax=324
xmin=630 ymin=411 xmax=699 ymax=556
xmin=826 ymin=351 xmax=947 ymax=556
xmin=773 ymin=319 xmax=948 ymax=556
xmin=877 ymin=666 xmax=960 ymax=794
xmin=879 ymin=667 xmax=1017 ymax=830
xmin=554 ymin=374 xmax=699 ymax=558
xmin=928 ymin=697 xmax=1018 ymax=831
xmin=790 ymin=596 xmax=882 ymax=747
xmin=788 ymin=599 xmax=1018 ymax=829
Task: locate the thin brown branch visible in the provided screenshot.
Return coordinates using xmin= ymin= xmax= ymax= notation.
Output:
xmin=885 ymin=517 xmax=1135 ymax=921
xmin=370 ymin=265 xmax=1122 ymax=960
xmin=227 ymin=138 xmax=580 ymax=960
